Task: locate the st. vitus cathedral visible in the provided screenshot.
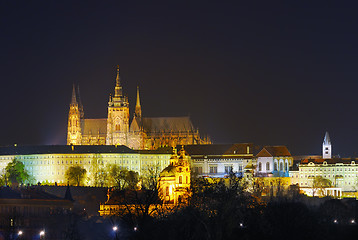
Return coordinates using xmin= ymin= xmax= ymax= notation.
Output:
xmin=67 ymin=67 xmax=211 ymax=149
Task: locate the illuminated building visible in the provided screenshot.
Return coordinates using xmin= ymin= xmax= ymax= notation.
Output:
xmin=158 ymin=147 xmax=191 ymax=205
xmin=290 ymin=132 xmax=357 ymax=198
xmin=183 ymin=143 xmax=255 ymax=177
xmin=256 ymin=146 xmax=293 ymax=177
xmin=0 ymin=145 xmax=172 ymax=186
xmin=99 ymin=148 xmax=191 ymax=216
xmin=67 ymin=66 xmax=211 ymax=149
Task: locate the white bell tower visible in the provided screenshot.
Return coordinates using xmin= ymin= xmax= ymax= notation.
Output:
xmin=322 ymin=132 xmax=332 ymax=159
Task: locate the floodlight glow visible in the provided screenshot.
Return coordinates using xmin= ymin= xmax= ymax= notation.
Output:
xmin=113 ymin=226 xmax=118 ymax=231
xmin=40 ymin=230 xmax=45 ymax=236
xmin=18 ymin=231 xmax=23 ymax=235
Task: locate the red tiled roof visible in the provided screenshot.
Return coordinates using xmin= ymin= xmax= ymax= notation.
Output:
xmin=256 ymin=146 xmax=291 ymax=157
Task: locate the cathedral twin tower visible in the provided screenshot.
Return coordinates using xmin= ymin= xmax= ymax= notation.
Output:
xmin=67 ymin=67 xmax=211 ymax=150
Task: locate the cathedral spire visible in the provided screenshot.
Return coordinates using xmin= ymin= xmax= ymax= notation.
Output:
xmin=71 ymin=84 xmax=77 ymax=105
xmin=114 ymin=65 xmax=122 ymax=97
xmin=135 ymin=86 xmax=142 ymax=118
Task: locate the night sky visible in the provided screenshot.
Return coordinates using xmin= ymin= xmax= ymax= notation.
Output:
xmin=1 ymin=1 xmax=358 ymax=157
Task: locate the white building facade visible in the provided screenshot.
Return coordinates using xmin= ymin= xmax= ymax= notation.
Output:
xmin=184 ymin=144 xmax=254 ymax=178
xmin=256 ymin=146 xmax=293 ymax=177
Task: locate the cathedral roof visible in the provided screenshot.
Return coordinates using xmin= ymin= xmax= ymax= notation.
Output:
xmin=81 ymin=119 xmax=107 ymax=136
xmin=256 ymin=146 xmax=291 ymax=157
xmin=141 ymin=117 xmax=195 ymax=133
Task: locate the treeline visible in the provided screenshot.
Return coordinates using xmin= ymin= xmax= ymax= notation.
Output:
xmin=115 ymin=176 xmax=358 ymax=240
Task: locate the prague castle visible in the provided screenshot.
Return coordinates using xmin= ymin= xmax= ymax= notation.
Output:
xmin=67 ymin=67 xmax=211 ymax=149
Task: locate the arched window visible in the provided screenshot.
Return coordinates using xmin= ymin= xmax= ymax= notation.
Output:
xmin=165 ymin=186 xmax=169 ymax=196
xmin=258 ymin=162 xmax=262 ymax=171
xmin=266 ymin=162 xmax=270 ymax=171
xmin=115 ymin=124 xmax=120 ymax=131
xmin=274 ymin=162 xmax=278 ymax=171
xmin=280 ymin=162 xmax=283 ymax=171
xmin=285 ymin=162 xmax=288 ymax=172
xmin=186 ymin=176 xmax=188 ymax=184
xmin=179 ymin=176 xmax=182 ymax=184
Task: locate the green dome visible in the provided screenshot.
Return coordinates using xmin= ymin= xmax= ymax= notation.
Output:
xmin=160 ymin=165 xmax=176 ymax=177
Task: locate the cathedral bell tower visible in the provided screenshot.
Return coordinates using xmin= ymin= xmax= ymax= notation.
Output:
xmin=106 ymin=66 xmax=130 ymax=145
xmin=322 ymin=131 xmax=332 ymax=159
xmin=67 ymin=84 xmax=82 ymax=145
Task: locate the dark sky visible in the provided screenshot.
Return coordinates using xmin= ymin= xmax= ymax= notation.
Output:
xmin=1 ymin=1 xmax=358 ymax=157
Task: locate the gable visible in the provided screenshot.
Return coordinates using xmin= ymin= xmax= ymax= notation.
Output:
xmin=256 ymin=148 xmax=273 ymax=157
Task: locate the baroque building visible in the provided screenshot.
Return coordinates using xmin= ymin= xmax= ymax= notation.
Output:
xmin=158 ymin=147 xmax=191 ymax=205
xmin=67 ymin=67 xmax=211 ymax=149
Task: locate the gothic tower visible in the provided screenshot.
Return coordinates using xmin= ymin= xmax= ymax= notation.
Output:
xmin=106 ymin=66 xmax=130 ymax=145
xmin=322 ymin=131 xmax=332 ymax=159
xmin=67 ymin=84 xmax=82 ymax=145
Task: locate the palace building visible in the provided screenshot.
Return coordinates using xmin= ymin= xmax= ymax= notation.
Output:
xmin=0 ymin=145 xmax=173 ymax=186
xmin=67 ymin=67 xmax=211 ymax=149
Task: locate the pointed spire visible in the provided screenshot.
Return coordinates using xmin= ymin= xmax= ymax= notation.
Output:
xmin=114 ymin=65 xmax=122 ymax=97
xmin=116 ymin=65 xmax=120 ymax=86
xmin=71 ymin=84 xmax=77 ymax=105
xmin=323 ymin=131 xmax=331 ymax=145
xmin=323 ymin=131 xmax=332 ymax=159
xmin=135 ymin=86 xmax=142 ymax=118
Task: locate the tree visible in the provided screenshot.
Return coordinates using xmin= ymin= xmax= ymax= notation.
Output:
xmin=5 ymin=158 xmax=31 ymax=186
xmin=312 ymin=176 xmax=332 ymax=197
xmin=65 ymin=165 xmax=87 ymax=186
xmin=89 ymin=154 xmax=109 ymax=187
xmin=0 ymin=169 xmax=7 ymax=186
xmin=108 ymin=164 xmax=139 ymax=190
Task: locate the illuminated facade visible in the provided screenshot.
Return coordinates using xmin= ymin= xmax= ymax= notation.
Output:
xmin=256 ymin=146 xmax=293 ymax=177
xmin=0 ymin=145 xmax=172 ymax=186
xmin=184 ymin=143 xmax=255 ymax=177
xmin=67 ymin=66 xmax=211 ymax=149
xmin=290 ymin=132 xmax=358 ymax=197
xmin=158 ymin=148 xmax=191 ymax=205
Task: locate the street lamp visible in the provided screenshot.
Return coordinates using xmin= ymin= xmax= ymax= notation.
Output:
xmin=18 ymin=230 xmax=23 ymax=236
xmin=39 ymin=230 xmax=45 ymax=239
xmin=113 ymin=226 xmax=119 ymax=240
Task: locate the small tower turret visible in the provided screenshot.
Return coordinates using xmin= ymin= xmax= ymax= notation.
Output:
xmin=322 ymin=131 xmax=332 ymax=159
